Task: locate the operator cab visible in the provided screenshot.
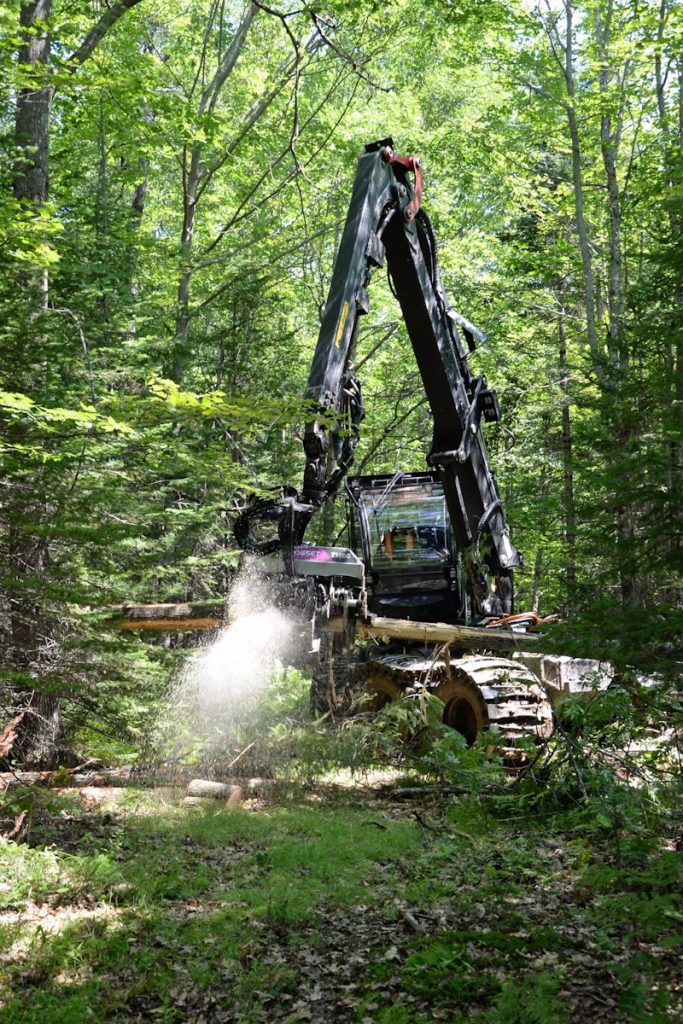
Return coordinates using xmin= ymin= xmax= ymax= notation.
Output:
xmin=346 ymin=472 xmax=465 ymax=622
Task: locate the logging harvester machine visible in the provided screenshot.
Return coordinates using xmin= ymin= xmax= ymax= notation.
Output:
xmin=233 ymin=138 xmax=562 ymax=751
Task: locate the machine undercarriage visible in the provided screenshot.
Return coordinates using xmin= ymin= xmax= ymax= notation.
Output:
xmin=314 ymin=642 xmax=554 ymax=755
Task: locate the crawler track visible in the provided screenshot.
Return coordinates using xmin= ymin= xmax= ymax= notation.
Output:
xmin=353 ymin=651 xmax=554 ymax=747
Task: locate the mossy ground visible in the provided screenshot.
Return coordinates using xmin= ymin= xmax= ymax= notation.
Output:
xmin=0 ymin=785 xmax=679 ymax=1023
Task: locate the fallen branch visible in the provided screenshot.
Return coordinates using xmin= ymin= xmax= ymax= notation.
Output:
xmin=226 ymin=740 xmax=257 ymax=771
xmin=377 ymin=784 xmax=473 ymax=799
xmin=0 ymin=713 xmax=25 ymax=760
xmin=0 ymin=766 xmax=134 ymax=790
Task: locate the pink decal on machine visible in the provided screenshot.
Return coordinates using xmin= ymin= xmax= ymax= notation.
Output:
xmin=293 ymin=546 xmax=333 ymax=562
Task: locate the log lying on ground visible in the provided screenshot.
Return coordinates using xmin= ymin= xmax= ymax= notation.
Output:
xmin=187 ymin=779 xmax=238 ymax=799
xmin=107 ymin=601 xmax=541 ymax=652
xmin=0 ymin=766 xmax=134 ymax=789
xmin=184 ymin=779 xmax=244 ymax=808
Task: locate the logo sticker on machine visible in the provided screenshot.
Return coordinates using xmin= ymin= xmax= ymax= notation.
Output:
xmin=293 ymin=545 xmax=357 ymax=563
xmin=293 ymin=546 xmax=333 ymax=562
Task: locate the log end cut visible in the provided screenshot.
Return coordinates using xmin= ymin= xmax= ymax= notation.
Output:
xmin=185 ymin=779 xmax=244 ymax=808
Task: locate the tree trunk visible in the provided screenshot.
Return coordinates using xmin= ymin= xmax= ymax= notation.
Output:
xmin=558 ymin=306 xmax=576 ymax=608
xmin=96 ymin=95 xmax=111 ymax=339
xmin=655 ymin=5 xmax=682 ymax=516
xmin=531 ymin=547 xmax=544 ymax=614
xmin=14 ymin=0 xmax=53 ymax=306
xmin=170 ymin=2 xmax=258 ymax=382
xmin=560 ymin=3 xmax=603 ymax=377
xmin=14 ymin=0 xmax=52 ymax=207
xmin=565 ymin=104 xmax=602 ymax=373
xmin=6 ymin=519 xmax=62 ymax=767
xmin=172 ymin=147 xmax=200 ymax=382
xmin=595 ymin=4 xmax=627 ymax=367
xmin=593 ymin=5 xmax=639 ymax=605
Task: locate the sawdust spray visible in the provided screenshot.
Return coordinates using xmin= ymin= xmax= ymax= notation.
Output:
xmin=150 ymin=559 xmax=299 ymax=775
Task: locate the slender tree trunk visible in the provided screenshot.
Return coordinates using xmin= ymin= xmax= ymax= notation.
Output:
xmin=558 ymin=306 xmax=577 ymax=609
xmin=172 ymin=147 xmax=201 ymax=382
xmin=131 ymin=160 xmax=149 ymax=225
xmin=654 ymin=6 xmax=682 ymax=421
xmin=595 ymin=4 xmax=627 ymax=366
xmin=593 ymin=4 xmax=640 ymax=604
xmin=654 ymin=11 xmax=682 ymax=600
xmin=96 ymin=96 xmax=111 ymax=339
xmin=561 ymin=4 xmax=603 ymax=377
xmin=601 ymin=140 xmax=626 ymax=364
xmin=565 ymin=105 xmax=602 ymax=371
xmin=170 ymin=2 xmax=258 ymax=382
xmin=531 ymin=548 xmax=544 ymax=614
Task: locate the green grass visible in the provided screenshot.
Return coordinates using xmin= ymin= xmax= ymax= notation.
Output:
xmin=0 ymin=791 xmax=418 ymax=1023
xmin=0 ymin=788 xmax=680 ymax=1024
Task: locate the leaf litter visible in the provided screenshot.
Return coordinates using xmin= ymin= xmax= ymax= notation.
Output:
xmin=0 ymin=785 xmax=679 ymax=1024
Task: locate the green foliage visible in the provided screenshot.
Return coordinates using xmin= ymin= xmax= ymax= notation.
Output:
xmin=487 ymin=972 xmax=569 ymax=1024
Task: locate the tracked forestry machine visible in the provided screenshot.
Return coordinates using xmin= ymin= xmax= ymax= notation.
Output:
xmin=233 ymin=138 xmax=559 ymax=752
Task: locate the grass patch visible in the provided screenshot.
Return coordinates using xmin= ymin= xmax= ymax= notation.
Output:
xmin=0 ymin=786 xmax=680 ymax=1024
xmin=0 ymin=790 xmax=418 ymax=1023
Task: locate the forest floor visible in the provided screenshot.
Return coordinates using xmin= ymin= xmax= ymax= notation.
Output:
xmin=0 ymin=782 xmax=680 ymax=1024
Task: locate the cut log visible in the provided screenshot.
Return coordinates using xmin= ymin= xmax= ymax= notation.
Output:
xmin=107 ymin=600 xmax=225 ymax=632
xmin=187 ymin=779 xmax=240 ymax=800
xmin=183 ymin=782 xmax=244 ymax=809
xmin=329 ymin=615 xmax=540 ymax=652
xmin=107 ymin=601 xmax=541 ymax=652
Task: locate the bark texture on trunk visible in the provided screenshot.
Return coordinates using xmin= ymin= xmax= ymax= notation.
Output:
xmin=171 ymin=2 xmax=258 ymax=382
xmin=14 ymin=0 xmax=52 ymax=208
xmin=558 ymin=307 xmax=576 ymax=608
xmin=595 ymin=3 xmax=628 ymax=367
xmin=561 ymin=4 xmax=602 ymax=376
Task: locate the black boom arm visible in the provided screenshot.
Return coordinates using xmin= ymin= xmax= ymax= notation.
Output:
xmin=299 ymin=139 xmax=520 ymax=610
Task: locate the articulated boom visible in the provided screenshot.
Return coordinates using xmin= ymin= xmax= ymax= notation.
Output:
xmin=310 ymin=140 xmax=519 ymax=612
xmin=237 ymin=138 xmax=519 ymax=619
